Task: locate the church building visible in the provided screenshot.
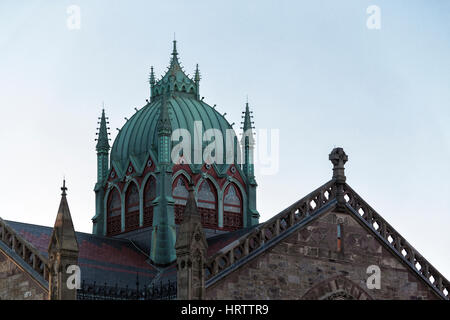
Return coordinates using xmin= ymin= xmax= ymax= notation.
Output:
xmin=0 ymin=41 xmax=448 ymax=300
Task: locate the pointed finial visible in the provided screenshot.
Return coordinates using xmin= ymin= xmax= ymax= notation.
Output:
xmin=172 ymin=39 xmax=178 ymax=57
xmin=149 ymin=66 xmax=155 ymax=86
xmin=242 ymin=100 xmax=253 ymax=131
xmin=194 ymin=64 xmax=200 ymax=82
xmin=96 ymin=108 xmax=111 ymax=152
xmin=61 ymin=179 xmax=67 ymax=196
xmin=183 ymin=182 xmax=200 ymax=219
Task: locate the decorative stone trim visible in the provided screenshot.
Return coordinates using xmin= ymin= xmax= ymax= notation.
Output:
xmin=204 ymin=180 xmax=336 ymax=282
xmin=0 ymin=218 xmax=49 ymax=283
xmin=343 ymin=183 xmax=450 ymax=300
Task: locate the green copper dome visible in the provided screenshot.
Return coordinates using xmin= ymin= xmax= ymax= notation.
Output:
xmin=111 ymin=97 xmax=235 ymax=169
xmin=110 ymin=41 xmax=237 ymax=174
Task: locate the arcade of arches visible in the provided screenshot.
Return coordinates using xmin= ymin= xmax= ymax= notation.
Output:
xmin=106 ymin=174 xmax=243 ymax=236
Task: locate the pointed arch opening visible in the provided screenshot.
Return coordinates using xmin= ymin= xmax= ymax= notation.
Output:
xmin=125 ymin=182 xmax=140 ymax=231
xmin=144 ymin=176 xmax=156 ymax=227
xmin=223 ymin=184 xmax=243 ymax=231
xmin=197 ymin=179 xmax=218 ymax=229
xmin=173 ymin=175 xmax=189 ymax=224
xmin=106 ymin=188 xmax=121 ymax=236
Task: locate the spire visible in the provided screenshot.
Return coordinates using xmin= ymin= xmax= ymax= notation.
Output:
xmin=170 ymin=39 xmax=180 ymax=68
xmin=194 ymin=64 xmax=200 ymax=82
xmin=149 ymin=66 xmax=155 ymax=86
xmin=96 ymin=108 xmax=110 ymax=152
xmin=194 ymin=64 xmax=201 ymax=100
xmin=183 ymin=183 xmax=201 ymax=223
xmin=242 ymin=101 xmax=254 ymax=132
xmin=241 ymin=100 xmax=255 ymax=151
xmin=48 ymin=179 xmax=79 ymax=300
xmin=49 ymin=180 xmax=79 ymax=253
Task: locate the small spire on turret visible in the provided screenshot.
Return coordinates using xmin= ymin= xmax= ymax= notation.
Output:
xmin=96 ymin=108 xmax=111 ymax=152
xmin=241 ymin=100 xmax=255 ymax=180
xmin=149 ymin=66 xmax=155 ymax=86
xmin=170 ymin=39 xmax=180 ymax=67
xmin=48 ymin=179 xmax=79 ymax=300
xmin=242 ymin=100 xmax=255 ymax=132
xmin=49 ymin=179 xmax=79 ymax=253
xmin=194 ymin=64 xmax=200 ymax=82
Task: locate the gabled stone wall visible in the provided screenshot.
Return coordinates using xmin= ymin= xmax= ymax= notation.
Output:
xmin=0 ymin=251 xmax=47 ymax=300
xmin=206 ymin=211 xmax=439 ymax=300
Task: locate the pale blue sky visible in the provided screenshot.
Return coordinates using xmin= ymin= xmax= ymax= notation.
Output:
xmin=0 ymin=1 xmax=449 ymax=278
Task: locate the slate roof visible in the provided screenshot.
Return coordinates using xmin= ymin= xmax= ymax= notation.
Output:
xmin=3 ymin=220 xmax=251 ymax=289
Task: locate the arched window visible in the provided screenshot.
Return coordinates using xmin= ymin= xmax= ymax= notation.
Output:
xmin=107 ymin=188 xmax=121 ymax=236
xmin=143 ymin=176 xmax=156 ymax=227
xmin=223 ymin=184 xmax=243 ymax=230
xmin=173 ymin=175 xmax=189 ymax=224
xmin=125 ymin=182 xmax=140 ymax=231
xmin=197 ymin=180 xmax=218 ymax=228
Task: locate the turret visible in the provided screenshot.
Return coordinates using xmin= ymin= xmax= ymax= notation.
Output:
xmin=48 ymin=180 xmax=79 ymax=300
xmin=92 ymin=108 xmax=110 ymax=235
xmin=149 ymin=40 xmax=198 ymax=101
xmin=150 ymin=97 xmax=176 ymax=265
xmin=241 ymin=101 xmax=259 ymax=226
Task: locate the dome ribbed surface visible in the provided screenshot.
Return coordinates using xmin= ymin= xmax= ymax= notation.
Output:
xmin=111 ymin=96 xmax=235 ymax=171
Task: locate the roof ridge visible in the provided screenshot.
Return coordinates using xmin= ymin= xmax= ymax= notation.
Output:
xmin=204 ymin=179 xmax=336 ymax=281
xmin=343 ymin=183 xmax=450 ymax=300
xmin=4 ymin=219 xmax=134 ymax=243
xmin=0 ymin=217 xmax=49 ymax=285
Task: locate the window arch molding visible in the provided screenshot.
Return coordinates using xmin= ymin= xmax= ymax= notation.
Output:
xmin=123 ymin=179 xmax=140 ymax=231
xmin=142 ymin=173 xmax=157 ymax=228
xmin=195 ymin=176 xmax=220 ymax=229
xmin=142 ymin=172 xmax=158 ymax=198
xmin=172 ymin=169 xmax=192 ymax=185
xmin=222 ymin=178 xmax=247 ymax=228
xmin=104 ymin=184 xmax=123 ymax=236
xmin=195 ymin=174 xmax=221 ymax=196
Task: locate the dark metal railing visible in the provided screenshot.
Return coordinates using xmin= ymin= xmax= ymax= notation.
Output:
xmin=77 ymin=279 xmax=177 ymax=300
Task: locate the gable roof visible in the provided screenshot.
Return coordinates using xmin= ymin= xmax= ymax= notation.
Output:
xmin=5 ymin=220 xmax=160 ymax=288
xmin=1 ymin=219 xmax=250 ymax=291
xmin=204 ymin=179 xmax=450 ymax=300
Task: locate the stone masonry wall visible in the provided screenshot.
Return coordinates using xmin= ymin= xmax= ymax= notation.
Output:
xmin=206 ymin=210 xmax=439 ymax=300
xmin=0 ymin=250 xmax=47 ymax=300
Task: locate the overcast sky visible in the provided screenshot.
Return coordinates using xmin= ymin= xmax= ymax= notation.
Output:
xmin=0 ymin=1 xmax=449 ymax=278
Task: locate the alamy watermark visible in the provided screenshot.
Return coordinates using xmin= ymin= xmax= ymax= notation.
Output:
xmin=66 ymin=264 xmax=81 ymax=290
xmin=366 ymin=265 xmax=381 ymax=289
xmin=366 ymin=5 xmax=381 ymax=30
xmin=170 ymin=121 xmax=279 ymax=176
xmin=66 ymin=5 xmax=81 ymax=30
